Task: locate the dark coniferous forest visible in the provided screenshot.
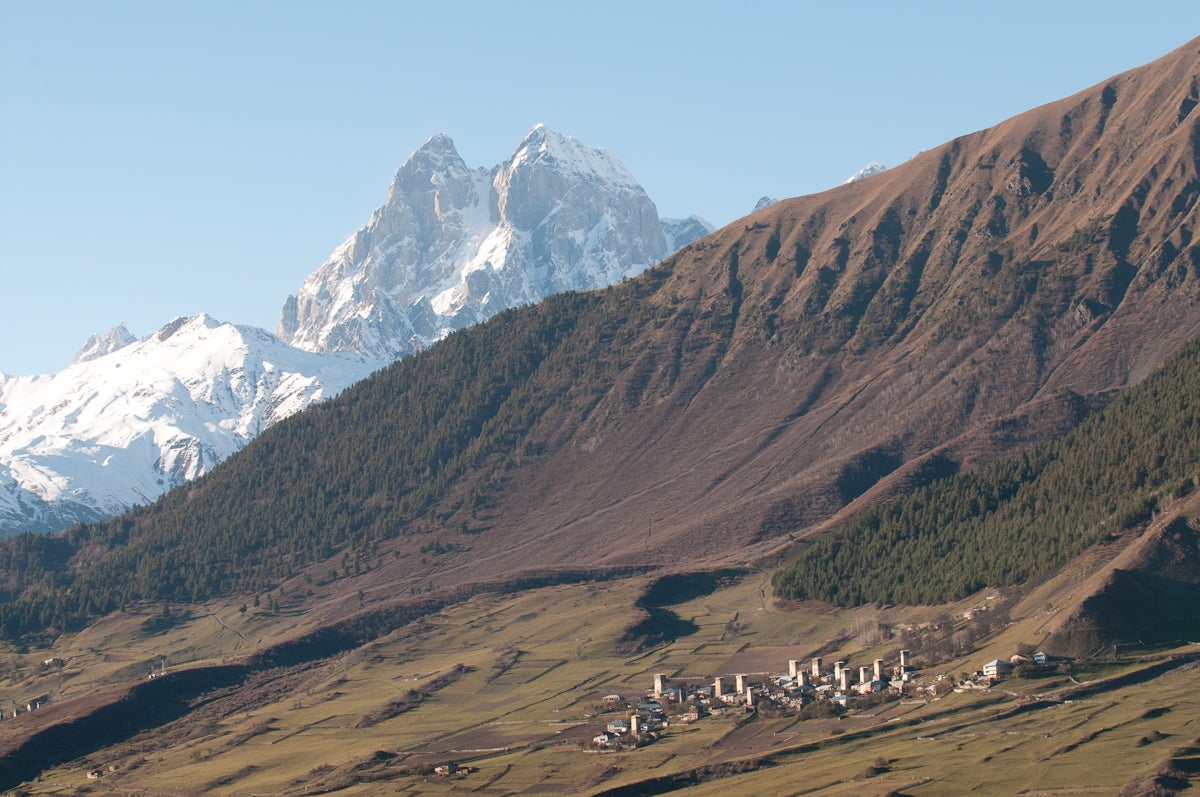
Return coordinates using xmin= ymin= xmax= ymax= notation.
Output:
xmin=772 ymin=334 xmax=1200 ymax=606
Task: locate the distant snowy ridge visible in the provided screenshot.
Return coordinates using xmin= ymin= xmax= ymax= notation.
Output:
xmin=279 ymin=125 xmax=713 ymax=359
xmin=846 ymin=161 xmax=889 ymax=183
xmin=0 ymin=315 xmax=379 ymax=536
xmin=72 ymin=322 xmax=136 ymax=364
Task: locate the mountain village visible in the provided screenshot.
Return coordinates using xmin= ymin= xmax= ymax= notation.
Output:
xmin=582 ymin=647 xmax=1058 ymax=750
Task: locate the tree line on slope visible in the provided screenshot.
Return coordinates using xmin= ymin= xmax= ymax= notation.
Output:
xmin=0 ymin=261 xmax=737 ymax=640
xmin=772 ymin=335 xmax=1200 ymax=607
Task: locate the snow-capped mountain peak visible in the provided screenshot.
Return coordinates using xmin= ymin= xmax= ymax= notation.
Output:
xmin=279 ymin=126 xmax=711 ymax=361
xmin=507 ymin=124 xmax=639 ymax=188
xmin=387 ymin=133 xmax=476 ymax=202
xmin=846 ymin=161 xmax=889 ymax=183
xmin=415 ymin=131 xmax=459 ymax=159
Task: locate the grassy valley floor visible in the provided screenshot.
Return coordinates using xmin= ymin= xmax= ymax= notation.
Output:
xmin=0 ymin=566 xmax=1190 ymax=797
xmin=1 ymin=572 xmax=1198 ymax=795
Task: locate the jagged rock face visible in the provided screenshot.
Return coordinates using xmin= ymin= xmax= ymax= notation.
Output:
xmin=0 ymin=315 xmax=378 ymax=536
xmin=279 ymin=125 xmax=711 ymax=359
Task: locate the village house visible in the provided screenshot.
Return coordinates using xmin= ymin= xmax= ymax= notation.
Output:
xmin=982 ymin=659 xmax=1013 ymax=679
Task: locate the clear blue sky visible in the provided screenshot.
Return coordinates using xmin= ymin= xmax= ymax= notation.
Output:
xmin=2 ymin=1 xmax=1198 ymax=376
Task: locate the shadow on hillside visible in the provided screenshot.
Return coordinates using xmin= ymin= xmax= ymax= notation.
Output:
xmin=619 ymin=569 xmax=745 ymax=653
xmin=0 ymin=664 xmax=247 ymax=792
xmin=0 ymin=566 xmax=656 ymax=790
xmin=1051 ymin=567 xmax=1200 ymax=658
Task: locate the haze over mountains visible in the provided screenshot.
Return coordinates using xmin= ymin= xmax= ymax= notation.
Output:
xmin=0 ymin=128 xmax=710 ymax=538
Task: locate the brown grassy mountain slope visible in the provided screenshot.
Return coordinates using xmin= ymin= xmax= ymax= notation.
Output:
xmin=5 ymin=38 xmax=1200 ymax=633
xmin=393 ymin=35 xmax=1200 ymax=586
